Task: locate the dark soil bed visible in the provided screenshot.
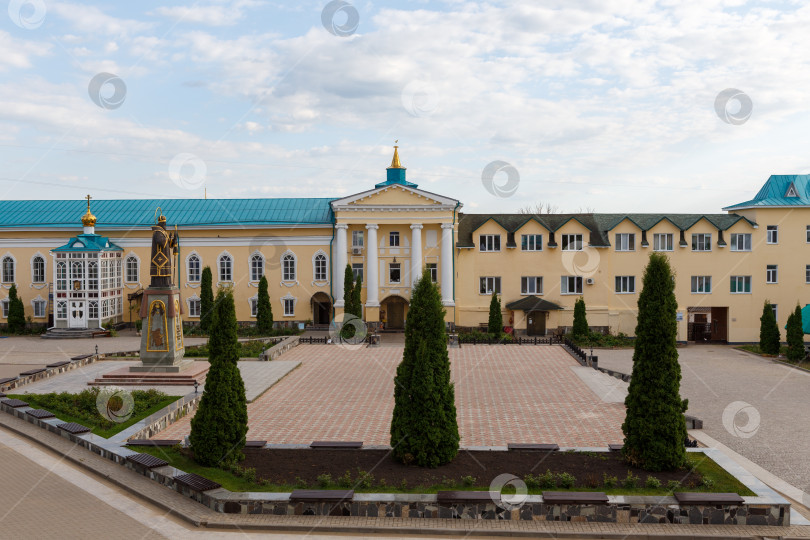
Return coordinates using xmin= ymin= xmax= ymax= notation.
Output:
xmin=242 ymin=448 xmax=703 ymax=489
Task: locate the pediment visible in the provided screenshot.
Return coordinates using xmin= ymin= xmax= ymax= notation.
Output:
xmin=331 ymin=184 xmax=459 ymax=209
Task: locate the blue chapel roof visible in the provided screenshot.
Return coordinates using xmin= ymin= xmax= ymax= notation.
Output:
xmin=52 ymin=233 xmax=123 ymax=252
xmin=723 ymin=175 xmax=810 ymax=210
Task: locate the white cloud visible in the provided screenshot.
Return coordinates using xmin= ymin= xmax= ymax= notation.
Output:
xmin=152 ymin=0 xmax=264 ymax=27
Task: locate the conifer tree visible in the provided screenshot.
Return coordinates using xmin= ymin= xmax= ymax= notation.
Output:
xmin=759 ymin=301 xmax=781 ymax=355
xmin=199 ymin=266 xmax=214 ymax=334
xmin=786 ymin=305 xmax=805 ymax=363
xmin=487 ymin=291 xmax=503 ymax=336
xmin=341 ymin=264 xmax=356 ymax=339
xmin=256 ymin=275 xmax=273 ymax=334
xmin=190 ymin=288 xmax=248 ymax=466
xmin=622 ymin=253 xmax=687 ymax=471
xmin=572 ymin=297 xmax=589 ymax=339
xmin=391 ymin=272 xmax=459 ymax=467
xmin=7 ymin=284 xmax=25 ymax=334
xmin=351 ymin=273 xmax=363 ymax=319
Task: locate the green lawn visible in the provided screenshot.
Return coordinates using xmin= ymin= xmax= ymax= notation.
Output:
xmin=736 ymin=345 xmax=810 ymax=369
xmin=11 ymin=389 xmax=180 ymax=439
xmin=129 ymin=446 xmax=754 ymax=496
xmin=184 ymin=339 xmax=272 ymax=359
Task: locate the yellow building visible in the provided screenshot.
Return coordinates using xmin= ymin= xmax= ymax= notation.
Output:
xmin=0 ymin=149 xmax=806 ymax=343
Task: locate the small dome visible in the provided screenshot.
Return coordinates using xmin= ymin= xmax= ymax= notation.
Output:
xmin=81 ymin=195 xmax=96 ymax=227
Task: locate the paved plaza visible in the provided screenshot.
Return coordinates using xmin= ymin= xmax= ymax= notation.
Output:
xmin=158 ymin=344 xmax=627 ymax=447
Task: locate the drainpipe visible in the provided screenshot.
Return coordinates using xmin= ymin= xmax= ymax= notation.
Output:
xmin=452 ymin=200 xmax=460 ymax=326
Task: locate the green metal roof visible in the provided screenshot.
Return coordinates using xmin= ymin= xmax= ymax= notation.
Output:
xmin=723 ymin=175 xmax=810 ymax=210
xmin=52 ymin=233 xmax=123 ymax=252
xmin=0 ymin=198 xmax=336 ymax=229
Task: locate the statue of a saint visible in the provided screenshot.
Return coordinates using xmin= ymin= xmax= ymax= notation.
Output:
xmin=150 ymin=212 xmax=178 ymax=287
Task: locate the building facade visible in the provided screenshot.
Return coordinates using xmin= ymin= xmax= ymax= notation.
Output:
xmin=0 ymin=149 xmax=807 ymax=343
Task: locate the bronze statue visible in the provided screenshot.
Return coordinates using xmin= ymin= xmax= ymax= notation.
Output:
xmin=150 ymin=212 xmax=178 ymax=287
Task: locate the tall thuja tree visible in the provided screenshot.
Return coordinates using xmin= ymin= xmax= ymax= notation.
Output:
xmin=391 ymin=272 xmax=459 ymax=467
xmin=341 ymin=264 xmax=357 ymax=339
xmin=759 ymin=301 xmax=780 ymax=355
xmin=786 ymin=305 xmax=805 ymax=363
xmin=199 ymin=266 xmax=214 ymax=333
xmin=190 ymin=289 xmax=248 ymax=466
xmin=487 ymin=291 xmax=503 ymax=336
xmin=256 ymin=275 xmax=273 ymax=334
xmin=351 ymin=273 xmax=363 ymax=319
xmin=622 ymin=253 xmax=687 ymax=471
xmin=7 ymin=284 xmax=25 ymax=334
xmin=572 ymin=297 xmax=589 ymax=339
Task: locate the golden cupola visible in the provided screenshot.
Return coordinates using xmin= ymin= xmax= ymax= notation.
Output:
xmin=81 ymin=194 xmax=96 ymax=232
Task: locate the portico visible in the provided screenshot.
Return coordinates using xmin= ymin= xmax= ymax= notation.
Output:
xmin=330 ymin=146 xmax=460 ymax=329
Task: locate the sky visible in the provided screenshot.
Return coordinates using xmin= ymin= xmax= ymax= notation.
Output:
xmin=4 ymin=0 xmax=810 ymax=213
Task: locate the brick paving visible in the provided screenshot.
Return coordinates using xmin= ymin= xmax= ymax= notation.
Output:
xmin=158 ymin=345 xmax=626 ymax=447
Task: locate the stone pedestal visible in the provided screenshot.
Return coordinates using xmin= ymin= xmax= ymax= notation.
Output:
xmin=134 ymin=286 xmax=190 ymax=373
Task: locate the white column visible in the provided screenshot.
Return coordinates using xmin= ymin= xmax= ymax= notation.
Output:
xmin=440 ymin=223 xmax=454 ymax=306
xmin=334 ymin=224 xmax=348 ymax=307
xmin=410 ymin=223 xmax=423 ymax=286
xmin=365 ymin=224 xmax=379 ymax=307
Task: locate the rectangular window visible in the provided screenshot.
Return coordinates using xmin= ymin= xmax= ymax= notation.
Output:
xmin=561 ymin=276 xmax=583 ymax=294
xmin=766 ymin=264 xmax=778 ymax=283
xmin=806 ymin=225 xmax=810 ymax=244
xmin=653 ymin=233 xmax=673 ymax=251
xmin=88 ymin=301 xmax=98 ymax=320
xmin=352 ymin=230 xmax=364 ymax=247
xmin=521 ymin=276 xmax=542 ymax=295
xmin=691 ymin=276 xmax=712 ymax=293
xmin=767 ymin=225 xmax=778 ymax=244
xmin=521 ymin=234 xmax=542 ymax=251
xmin=479 ymin=276 xmax=501 ymax=294
xmin=284 ymin=298 xmax=294 ymax=317
xmin=33 ymin=300 xmax=46 ymax=318
xmin=615 ymin=233 xmax=635 ymax=251
xmin=807 ymin=265 xmax=810 ymax=284
xmin=479 ymin=234 xmax=501 ymax=252
xmin=389 ymin=262 xmax=401 ymax=284
xmin=389 ymin=231 xmax=400 ymax=247
xmin=187 ymin=256 xmax=201 ymax=282
xmin=352 ymin=263 xmax=363 ymax=281
xmin=1 ymin=299 xmax=8 ymax=318
xmin=250 ymin=298 xmax=258 ymax=317
xmin=56 ymin=301 xmax=67 ymax=320
xmin=615 ymin=276 xmax=636 ymax=293
xmin=730 ymin=276 xmax=751 ymax=294
xmin=691 ymin=234 xmax=712 ymax=251
xmin=189 ymin=299 xmax=201 ymax=318
xmin=426 ymin=263 xmax=438 ymax=282
xmin=730 ymin=233 xmax=752 ymax=252
xmin=772 ymin=304 xmax=778 ymax=321
xmin=561 ymin=234 xmax=583 ymax=251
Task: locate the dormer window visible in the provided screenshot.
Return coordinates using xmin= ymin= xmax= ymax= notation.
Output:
xmin=786 ymin=183 xmax=799 ymax=197
xmin=479 ymin=234 xmax=501 ymax=252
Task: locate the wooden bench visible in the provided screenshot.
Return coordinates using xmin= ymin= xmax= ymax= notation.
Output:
xmin=245 ymin=440 xmax=267 ymax=448
xmin=19 ymin=368 xmax=45 ymax=376
xmin=674 ymin=492 xmax=744 ymax=505
xmin=310 ymin=441 xmax=362 ymax=449
xmin=127 ymin=453 xmax=169 ymax=469
xmin=542 ymin=491 xmax=609 ymax=505
xmin=290 ymin=489 xmax=354 ymax=502
xmin=507 ymin=443 xmax=560 ymax=451
xmin=173 ymin=473 xmax=221 ymax=492
xmin=57 ymin=422 xmax=91 ymax=434
xmin=91 ymin=331 xmax=110 ymax=338
xmin=70 ymin=354 xmax=93 ymax=361
xmin=608 ymin=444 xmax=623 ymax=451
xmin=437 ymin=491 xmax=497 ymax=504
xmin=46 ymin=360 xmax=71 ymax=368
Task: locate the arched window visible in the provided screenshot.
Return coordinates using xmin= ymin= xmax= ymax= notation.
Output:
xmin=282 ymin=253 xmax=296 ymax=281
xmin=87 ymin=261 xmax=98 ymax=290
xmin=32 ymin=256 xmax=45 ymax=283
xmin=125 ymin=255 xmax=139 ymax=283
xmin=250 ymin=253 xmax=264 ymax=282
xmin=71 ymin=261 xmax=84 ymax=290
xmin=219 ymin=254 xmax=233 ymax=282
xmin=56 ymin=261 xmax=67 ymax=291
xmin=187 ymin=254 xmax=201 ymax=283
xmin=314 ymin=253 xmax=327 ymax=281
xmin=1 ymin=256 xmax=14 ymax=283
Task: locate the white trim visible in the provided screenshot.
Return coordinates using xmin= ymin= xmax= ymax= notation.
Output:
xmin=186 ymin=251 xmax=202 ymax=284
xmin=0 ymin=236 xmax=334 ymax=249
xmin=186 ymin=294 xmax=201 ymax=318
xmin=311 ymin=249 xmax=329 ymax=285
xmin=124 ymin=251 xmax=141 ymax=284
xmin=30 ymin=295 xmax=47 ymax=318
xmin=280 ymin=293 xmax=297 ymax=317
xmin=30 ymin=252 xmax=47 ymax=285
xmin=217 ymin=250 xmax=234 ymax=286
xmin=1 ymin=252 xmax=16 ymax=284
xmin=247 ymin=250 xmax=265 ymax=283
xmin=280 ymin=249 xmax=297 ymax=285
xmin=330 ymin=184 xmax=460 ymax=208
xmin=247 ymin=294 xmax=259 ymax=318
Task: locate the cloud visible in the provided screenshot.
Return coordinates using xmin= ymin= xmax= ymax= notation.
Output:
xmin=152 ymin=0 xmax=264 ymax=27
xmin=0 ymin=31 xmax=51 ymax=70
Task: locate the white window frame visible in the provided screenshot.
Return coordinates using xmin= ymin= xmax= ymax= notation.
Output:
xmin=521 ymin=276 xmax=542 ymax=295
xmin=31 ymin=297 xmax=46 ymax=318
xmin=1 ymin=254 xmax=15 ymax=283
xmin=352 ymin=230 xmax=364 ymax=248
xmin=187 ymin=296 xmax=201 ymax=318
xmin=615 ymin=275 xmax=635 ymax=294
xmin=389 ymin=262 xmax=401 ymax=284
xmin=615 ymin=233 xmax=635 ymax=252
xmin=426 ymin=262 xmax=438 ymax=283
xmin=653 ymin=233 xmax=673 ymax=252
xmin=561 ymin=234 xmax=583 ymax=251
xmin=312 ymin=250 xmax=328 ymax=282
xmin=56 ymin=261 xmax=67 ymax=291
xmin=772 ymin=304 xmax=778 ymax=321
xmin=521 ymin=234 xmax=542 ymax=251
xmin=186 ymin=252 xmax=202 ymax=283
xmin=766 ymin=225 xmax=778 ymax=244
xmin=280 ymin=294 xmax=297 ymax=317
xmin=124 ymin=253 xmax=139 ymax=283
xmin=88 ymin=300 xmax=99 ymax=320
xmin=730 ymin=233 xmax=752 ymax=252
xmin=479 ymin=234 xmax=501 ymax=252
xmin=561 ymin=276 xmax=583 ymax=295
xmin=249 ymin=295 xmax=258 ymax=317
xmin=1 ymin=299 xmax=9 ymax=318
xmin=31 ymin=253 xmax=46 ymax=284
xmin=56 ymin=300 xmax=67 ymax=320
xmin=691 ymin=234 xmax=712 ymax=252
xmin=730 ymin=275 xmax=751 ymax=294
xmin=352 ymin=263 xmax=363 ymax=282
xmin=389 ymin=231 xmax=400 ymax=247
xmin=479 ymin=276 xmax=501 ymax=295
xmin=281 ymin=250 xmax=297 ymax=282
xmin=691 ymin=276 xmax=712 ymax=294
xmin=766 ymin=264 xmax=778 ymax=284
xmin=218 ymin=252 xmax=233 ymax=283
xmin=249 ymin=251 xmax=265 ymax=282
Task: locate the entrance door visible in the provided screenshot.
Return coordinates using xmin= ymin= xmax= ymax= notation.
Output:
xmin=311 ymin=294 xmax=331 ymax=325
xmin=527 ymin=311 xmax=546 ymax=336
xmin=69 ymin=301 xmax=86 ymax=328
xmin=710 ymin=307 xmax=728 ymax=342
xmin=388 ymin=302 xmax=404 ymax=329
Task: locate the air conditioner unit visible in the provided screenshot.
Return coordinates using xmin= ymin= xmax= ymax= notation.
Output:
xmin=585 ymin=278 xmax=594 ymax=285
xmin=351 ymin=247 xmax=363 ymax=255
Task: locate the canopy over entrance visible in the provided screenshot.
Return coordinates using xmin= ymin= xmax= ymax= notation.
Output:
xmin=505 ymin=296 xmax=562 ymax=312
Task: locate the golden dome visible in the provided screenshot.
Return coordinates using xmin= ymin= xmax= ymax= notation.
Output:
xmin=81 ymin=194 xmax=96 ymax=227
xmin=389 ymin=144 xmax=403 ymax=169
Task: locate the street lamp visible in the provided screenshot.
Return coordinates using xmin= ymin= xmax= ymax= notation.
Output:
xmin=193 ymin=380 xmax=199 ymax=394
xmin=95 ymin=345 xmax=98 ymax=355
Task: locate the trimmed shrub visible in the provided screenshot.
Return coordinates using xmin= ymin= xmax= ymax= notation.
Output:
xmin=572 ymin=296 xmax=588 ymax=338
xmin=759 ymin=301 xmax=780 ymax=355
xmin=487 ymin=291 xmax=503 ymax=336
xmin=256 ymin=275 xmax=273 ymax=333
xmin=7 ymin=284 xmax=25 ymax=334
xmin=199 ymin=266 xmax=214 ymax=333
xmin=786 ymin=305 xmax=805 ymax=363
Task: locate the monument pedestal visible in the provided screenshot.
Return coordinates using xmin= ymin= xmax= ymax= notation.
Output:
xmin=134 ymin=286 xmax=190 ymax=373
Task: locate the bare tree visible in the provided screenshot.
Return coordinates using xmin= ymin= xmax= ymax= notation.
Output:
xmin=517 ymin=202 xmax=560 ymax=215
